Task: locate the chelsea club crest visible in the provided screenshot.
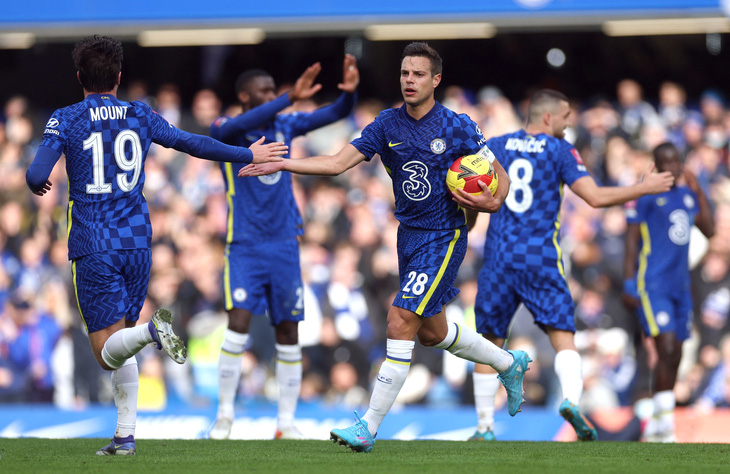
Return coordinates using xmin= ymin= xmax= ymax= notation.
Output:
xmin=430 ymin=138 xmax=446 ymax=154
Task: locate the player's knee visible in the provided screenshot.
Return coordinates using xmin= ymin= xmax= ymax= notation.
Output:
xmin=275 ymin=322 xmax=299 ymax=345
xmin=416 ymin=328 xmax=442 ymax=347
xmin=228 ymin=309 xmax=252 ymax=334
xmin=96 ymin=350 xmax=116 ymax=371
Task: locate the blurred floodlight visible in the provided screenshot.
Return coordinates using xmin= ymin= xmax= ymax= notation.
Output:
xmin=345 ymin=36 xmax=363 ymax=59
xmin=365 ymin=23 xmax=495 ymax=41
xmin=138 ymin=28 xmax=265 ymax=47
xmin=603 ymin=17 xmax=730 ymax=36
xmin=546 ymin=48 xmax=566 ymax=68
xmin=0 ymin=32 xmax=35 ymax=49
xmin=706 ymin=33 xmax=722 ymax=55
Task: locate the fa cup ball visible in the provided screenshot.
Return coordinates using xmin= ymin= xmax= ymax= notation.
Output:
xmin=446 ymin=154 xmax=498 ymax=196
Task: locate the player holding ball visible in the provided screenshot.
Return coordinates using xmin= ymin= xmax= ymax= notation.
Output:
xmin=241 ymin=41 xmax=532 ymax=453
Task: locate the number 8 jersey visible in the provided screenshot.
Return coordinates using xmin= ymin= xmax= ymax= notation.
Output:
xmin=38 ymin=94 xmax=180 ymax=260
xmin=484 ymin=130 xmax=589 ymax=271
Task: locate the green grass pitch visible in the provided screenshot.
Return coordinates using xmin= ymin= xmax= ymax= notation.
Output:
xmin=1 ymin=439 xmax=728 ymax=473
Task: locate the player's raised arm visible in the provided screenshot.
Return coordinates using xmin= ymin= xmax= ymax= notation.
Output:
xmin=569 ymin=162 xmax=674 ymax=208
xmin=239 ymin=143 xmax=365 ymax=177
xmin=287 ymin=62 xmax=323 ymax=102
xmin=337 ymin=54 xmax=360 ymax=93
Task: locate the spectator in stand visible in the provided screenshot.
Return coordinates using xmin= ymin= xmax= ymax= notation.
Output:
xmin=0 ymin=291 xmax=62 ymax=402
xmin=615 ymin=79 xmax=659 ymax=148
xmin=657 ymin=81 xmax=688 ymax=150
xmin=694 ymin=334 xmax=730 ymax=412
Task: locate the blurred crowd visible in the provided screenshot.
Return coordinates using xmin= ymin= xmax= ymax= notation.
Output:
xmin=2 ymin=77 xmax=730 ymax=419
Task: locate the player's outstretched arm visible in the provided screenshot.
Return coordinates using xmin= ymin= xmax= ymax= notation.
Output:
xmin=570 ymin=163 xmax=674 ymax=208
xmin=248 ymin=137 xmax=288 ymax=164
xmin=637 ymin=162 xmax=675 ymax=194
xmin=172 ymin=130 xmax=285 ymax=165
xmin=450 ymin=158 xmax=510 ymax=213
xmin=288 ymin=62 xmax=323 ymax=102
xmin=239 ymin=143 xmax=365 ymax=177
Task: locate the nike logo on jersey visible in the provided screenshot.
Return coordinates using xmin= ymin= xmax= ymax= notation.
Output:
xmin=291 ymin=310 xmax=302 ymax=316
xmin=388 ymin=141 xmax=403 ymax=147
xmin=402 ymin=296 xmax=418 ymax=299
xmin=657 ymin=197 xmax=667 ymax=206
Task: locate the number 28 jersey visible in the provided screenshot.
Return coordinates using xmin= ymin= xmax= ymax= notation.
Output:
xmin=484 ymin=130 xmax=589 ymax=271
xmin=39 ymin=94 xmax=180 ymax=260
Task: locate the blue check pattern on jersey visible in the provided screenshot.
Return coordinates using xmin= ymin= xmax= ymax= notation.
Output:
xmin=474 ymin=263 xmax=576 ymax=337
xmin=74 ymin=249 xmax=151 ymax=333
xmin=352 ymin=102 xmax=487 ymax=231
xmin=484 ymin=130 xmax=589 ymax=271
xmin=40 ymin=95 xmax=179 ymax=259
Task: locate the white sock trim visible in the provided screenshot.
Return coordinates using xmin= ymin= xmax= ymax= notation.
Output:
xmin=221 ymin=329 xmax=249 ymax=355
xmin=433 ymin=322 xmax=458 ymax=350
xmin=275 ymin=344 xmax=302 ymax=364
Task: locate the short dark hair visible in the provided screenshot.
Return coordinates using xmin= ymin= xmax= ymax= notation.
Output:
xmin=653 ymin=141 xmax=679 ymax=162
xmin=72 ymin=35 xmax=123 ymax=93
xmin=235 ymin=69 xmax=271 ymax=94
xmin=401 ymin=42 xmax=442 ymax=76
xmin=527 ymin=89 xmax=569 ymax=124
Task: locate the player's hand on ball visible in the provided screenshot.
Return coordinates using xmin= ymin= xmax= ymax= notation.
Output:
xmin=451 ymin=180 xmax=502 ymax=213
xmin=249 ymin=137 xmax=287 ymax=164
xmin=238 ymin=161 xmax=285 ymax=178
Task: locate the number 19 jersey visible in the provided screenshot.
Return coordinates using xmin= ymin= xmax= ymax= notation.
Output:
xmin=39 ymin=94 xmax=180 ymax=260
xmin=484 ymin=130 xmax=589 ymax=272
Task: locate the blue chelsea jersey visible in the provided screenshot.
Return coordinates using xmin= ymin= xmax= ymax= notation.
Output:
xmin=351 ymin=102 xmax=489 ymax=230
xmin=626 ymin=186 xmax=699 ymax=293
xmin=484 ymin=130 xmax=589 ymax=271
xmin=211 ymin=113 xmax=302 ymax=243
xmin=39 ymin=94 xmax=180 ymax=260
xmin=211 ymin=92 xmax=355 ymax=243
